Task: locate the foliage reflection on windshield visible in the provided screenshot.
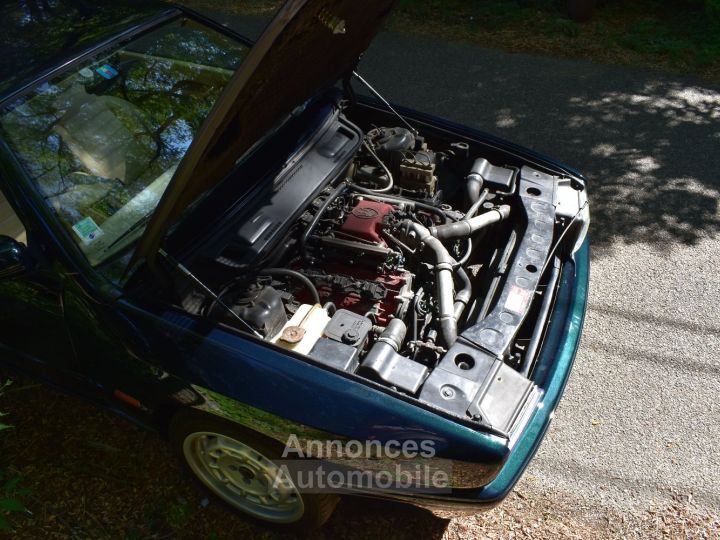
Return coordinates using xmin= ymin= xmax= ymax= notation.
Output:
xmin=0 ymin=18 xmax=248 ymax=265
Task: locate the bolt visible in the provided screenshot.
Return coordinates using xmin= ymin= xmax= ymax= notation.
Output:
xmin=440 ymin=386 xmax=455 ymax=399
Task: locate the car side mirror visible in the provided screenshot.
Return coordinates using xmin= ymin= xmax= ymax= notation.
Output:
xmin=0 ymin=235 xmax=29 ymax=278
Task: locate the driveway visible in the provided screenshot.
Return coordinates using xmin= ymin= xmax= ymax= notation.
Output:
xmin=223 ymin=11 xmax=720 ymax=525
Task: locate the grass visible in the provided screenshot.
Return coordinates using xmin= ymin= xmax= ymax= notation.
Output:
xmin=173 ymin=0 xmax=720 ymax=84
xmin=388 ymin=0 xmax=720 ymax=83
xmin=0 ymin=379 xmax=29 ymax=533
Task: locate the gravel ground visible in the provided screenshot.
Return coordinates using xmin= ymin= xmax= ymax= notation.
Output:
xmin=2 ymin=11 xmax=720 ymax=540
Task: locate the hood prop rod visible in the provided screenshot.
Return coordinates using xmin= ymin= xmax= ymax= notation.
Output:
xmin=159 ymin=249 xmax=262 ymax=338
xmin=352 ymin=71 xmax=418 ymax=135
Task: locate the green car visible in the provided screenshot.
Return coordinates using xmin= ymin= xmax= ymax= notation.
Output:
xmin=0 ymin=0 xmax=589 ymax=530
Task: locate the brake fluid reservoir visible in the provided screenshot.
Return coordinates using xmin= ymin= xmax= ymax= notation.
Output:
xmin=271 ymin=304 xmax=330 ymax=355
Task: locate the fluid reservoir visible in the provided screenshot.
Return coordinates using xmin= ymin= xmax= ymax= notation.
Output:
xmin=271 ymin=304 xmax=330 ymax=355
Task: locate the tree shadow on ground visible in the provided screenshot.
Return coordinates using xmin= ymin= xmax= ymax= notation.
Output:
xmin=356 ymin=33 xmax=720 ymax=259
xmin=202 ymin=10 xmax=720 ymax=260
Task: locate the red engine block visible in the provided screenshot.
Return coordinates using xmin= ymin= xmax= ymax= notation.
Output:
xmin=294 ymin=199 xmax=409 ymax=325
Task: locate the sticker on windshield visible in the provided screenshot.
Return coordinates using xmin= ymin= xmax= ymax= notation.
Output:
xmin=95 ymin=64 xmax=118 ymax=80
xmin=72 ymin=217 xmax=103 ymax=245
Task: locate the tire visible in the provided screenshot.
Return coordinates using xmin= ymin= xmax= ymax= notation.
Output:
xmin=169 ymin=408 xmax=339 ymax=531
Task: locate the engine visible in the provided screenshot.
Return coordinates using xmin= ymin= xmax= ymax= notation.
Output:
xmin=177 ymin=117 xmax=586 ymax=430
xmin=296 ymin=198 xmax=412 ymax=326
xmin=204 ymin=127 xmax=511 ymax=381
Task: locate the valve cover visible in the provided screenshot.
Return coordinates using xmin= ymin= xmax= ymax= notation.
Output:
xmin=339 ymin=199 xmax=394 ymax=244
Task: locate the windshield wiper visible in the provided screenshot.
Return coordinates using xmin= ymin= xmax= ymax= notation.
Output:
xmin=103 ymin=213 xmax=152 ymax=253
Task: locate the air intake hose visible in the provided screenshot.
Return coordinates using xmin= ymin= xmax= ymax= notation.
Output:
xmin=402 ymin=220 xmax=458 ymax=345
xmin=429 ymin=205 xmax=511 ymax=241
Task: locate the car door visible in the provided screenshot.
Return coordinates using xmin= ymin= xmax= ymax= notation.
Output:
xmin=0 ymin=186 xmax=183 ymax=420
xmin=0 ymin=189 xmax=77 ymax=382
xmin=59 ymin=279 xmax=185 ymax=418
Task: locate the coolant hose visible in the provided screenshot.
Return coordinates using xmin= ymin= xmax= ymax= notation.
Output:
xmin=453 ymin=266 xmax=472 ymax=321
xmin=466 ymin=188 xmax=489 ymax=219
xmin=378 ymin=318 xmax=407 ymax=351
xmin=403 ymin=220 xmax=458 ymax=345
xmin=429 ymin=205 xmax=511 ymax=241
xmin=466 ymin=164 xmax=484 ymax=205
xmin=260 ymin=268 xmax=320 ymax=306
xmin=361 ymin=140 xmax=394 ymax=192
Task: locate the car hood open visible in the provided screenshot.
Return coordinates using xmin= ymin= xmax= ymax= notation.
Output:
xmin=132 ymin=0 xmax=395 ymax=268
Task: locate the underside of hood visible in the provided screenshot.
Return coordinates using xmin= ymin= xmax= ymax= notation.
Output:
xmin=132 ymin=0 xmax=395 ymax=268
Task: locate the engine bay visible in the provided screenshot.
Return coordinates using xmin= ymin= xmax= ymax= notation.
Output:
xmin=168 ymin=105 xmax=588 ymax=435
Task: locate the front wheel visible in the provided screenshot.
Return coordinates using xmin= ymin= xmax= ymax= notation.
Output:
xmin=169 ymin=409 xmax=338 ymax=530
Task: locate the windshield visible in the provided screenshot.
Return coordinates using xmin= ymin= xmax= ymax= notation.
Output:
xmin=0 ymin=17 xmax=249 ymax=265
